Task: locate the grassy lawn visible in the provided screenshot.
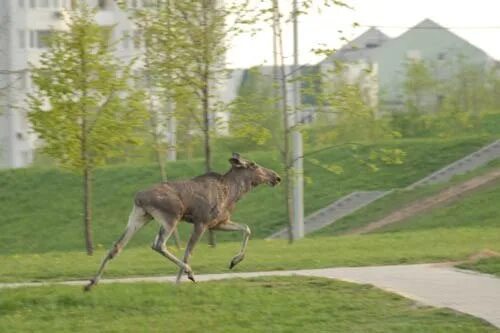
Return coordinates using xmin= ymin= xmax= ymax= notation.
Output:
xmin=0 ymin=136 xmax=492 ymax=254
xmin=1 ymin=227 xmax=499 ymax=283
xmin=315 ymin=159 xmax=500 ymax=236
xmin=458 ymin=257 xmax=500 ymax=277
xmin=1 ymin=276 xmax=498 ymax=333
xmin=376 ymin=181 xmax=500 ymax=233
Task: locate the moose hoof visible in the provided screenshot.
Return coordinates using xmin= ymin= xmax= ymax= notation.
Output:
xmin=184 ymin=265 xmax=196 ymax=283
xmin=83 ymin=279 xmax=96 ymax=292
xmin=229 ymin=255 xmax=244 ymax=269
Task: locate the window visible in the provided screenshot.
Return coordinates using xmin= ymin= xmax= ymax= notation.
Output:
xmin=437 ymin=52 xmax=446 ymax=61
xmin=29 ymin=0 xmax=35 ymax=8
xmin=29 ymin=30 xmax=53 ymax=48
xmin=37 ymin=30 xmax=52 ymax=48
xmin=18 ymin=0 xmax=25 ymax=8
xmin=18 ymin=30 xmax=26 ymax=48
xmin=29 ymin=31 xmax=35 ymax=48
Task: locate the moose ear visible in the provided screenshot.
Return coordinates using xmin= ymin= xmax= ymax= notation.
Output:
xmin=229 ymin=152 xmax=244 ymax=167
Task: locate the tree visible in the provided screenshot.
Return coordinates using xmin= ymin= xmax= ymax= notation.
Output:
xmin=394 ymin=55 xmax=497 ymax=138
xmin=170 ymin=0 xmax=228 ymax=173
xmin=231 ymin=0 xmax=404 ymax=242
xmin=28 ymin=4 xmax=146 ymax=255
xmin=403 ymin=60 xmax=437 ymax=114
xmin=229 ymin=67 xmax=280 ymax=146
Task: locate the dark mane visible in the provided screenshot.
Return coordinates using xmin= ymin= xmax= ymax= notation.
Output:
xmin=192 ymin=171 xmax=223 ymax=181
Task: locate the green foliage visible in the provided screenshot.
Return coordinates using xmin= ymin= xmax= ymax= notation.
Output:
xmin=127 ymin=0 xmax=256 ymax=171
xmin=230 ymin=67 xmax=280 ymax=146
xmin=27 ymin=4 xmax=146 ymax=171
xmin=391 ymin=56 xmax=500 ymax=138
xmin=316 ymin=62 xmax=397 ymax=144
xmin=0 ymin=137 xmax=490 ymax=254
xmin=1 ymin=277 xmax=497 ymax=332
xmin=403 ymin=60 xmax=437 ymax=114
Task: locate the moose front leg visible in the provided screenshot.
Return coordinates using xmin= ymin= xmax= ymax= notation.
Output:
xmin=176 ymin=223 xmax=206 ymax=283
xmin=212 ymin=221 xmax=251 ymax=269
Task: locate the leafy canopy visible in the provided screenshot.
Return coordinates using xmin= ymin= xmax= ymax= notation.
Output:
xmin=28 ymin=4 xmax=146 ymax=170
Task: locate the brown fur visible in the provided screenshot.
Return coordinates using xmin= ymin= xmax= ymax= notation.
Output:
xmin=84 ymin=153 xmax=280 ymax=291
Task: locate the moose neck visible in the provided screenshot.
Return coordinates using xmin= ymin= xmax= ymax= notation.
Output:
xmin=222 ymin=168 xmax=255 ymax=204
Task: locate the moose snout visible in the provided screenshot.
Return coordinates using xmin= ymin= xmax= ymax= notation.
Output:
xmin=270 ymin=173 xmax=281 ymax=186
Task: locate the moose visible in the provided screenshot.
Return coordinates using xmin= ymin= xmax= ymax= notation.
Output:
xmin=84 ymin=153 xmax=281 ymax=291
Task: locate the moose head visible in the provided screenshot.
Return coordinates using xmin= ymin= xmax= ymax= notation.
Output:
xmin=229 ymin=153 xmax=281 ymax=187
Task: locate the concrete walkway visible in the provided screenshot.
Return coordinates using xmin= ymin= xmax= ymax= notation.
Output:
xmin=1 ymin=263 xmax=500 ymax=328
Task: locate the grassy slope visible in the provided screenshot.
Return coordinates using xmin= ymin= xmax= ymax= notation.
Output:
xmin=0 ymin=277 xmax=497 ymax=333
xmin=377 ymin=180 xmax=500 ymax=233
xmin=458 ymin=258 xmax=500 ymax=277
xmin=313 ymin=159 xmax=500 ymax=277
xmin=0 ymin=136 xmax=491 ymax=254
xmin=315 ymin=159 xmax=500 ymax=236
xmin=1 ymin=227 xmax=499 ymax=283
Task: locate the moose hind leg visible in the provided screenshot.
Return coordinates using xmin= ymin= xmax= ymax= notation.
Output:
xmin=212 ymin=221 xmax=251 ymax=269
xmin=84 ymin=205 xmax=150 ymax=292
xmin=150 ymin=211 xmax=194 ymax=280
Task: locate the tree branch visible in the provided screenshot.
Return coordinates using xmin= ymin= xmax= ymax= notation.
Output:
xmin=86 ymin=90 xmax=116 ymax=135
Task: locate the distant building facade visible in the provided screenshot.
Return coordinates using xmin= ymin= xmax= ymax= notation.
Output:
xmin=0 ymin=0 xmax=146 ymax=168
xmin=320 ymin=19 xmax=495 ymax=111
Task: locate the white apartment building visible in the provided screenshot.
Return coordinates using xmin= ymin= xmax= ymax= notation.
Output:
xmin=0 ymin=0 xmax=147 ymax=168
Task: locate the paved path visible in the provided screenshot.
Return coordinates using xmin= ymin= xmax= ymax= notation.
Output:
xmin=1 ymin=263 xmax=500 ymax=328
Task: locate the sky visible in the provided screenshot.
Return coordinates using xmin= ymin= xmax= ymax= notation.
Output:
xmin=226 ymin=0 xmax=500 ymax=68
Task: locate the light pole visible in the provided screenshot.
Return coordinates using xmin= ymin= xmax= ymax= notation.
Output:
xmin=291 ymin=0 xmax=304 ymax=239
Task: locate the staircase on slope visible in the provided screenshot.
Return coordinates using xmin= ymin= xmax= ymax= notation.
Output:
xmin=406 ymin=139 xmax=500 ymax=189
xmin=267 ymin=139 xmax=500 ymax=239
xmin=267 ymin=191 xmax=391 ymax=239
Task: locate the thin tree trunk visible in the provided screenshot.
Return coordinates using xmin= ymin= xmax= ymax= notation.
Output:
xmin=201 ymin=1 xmax=216 ymax=246
xmin=203 ymin=82 xmax=216 ymax=246
xmin=79 ymin=33 xmax=93 ymax=255
xmin=201 ymin=1 xmax=212 ymax=174
xmin=81 ymin=107 xmax=93 ymax=255
xmin=202 ymin=86 xmax=211 ymax=173
xmin=83 ymin=165 xmax=94 ymax=255
xmin=149 ymin=105 xmax=167 ymax=181
xmin=272 ymin=0 xmax=294 ymax=243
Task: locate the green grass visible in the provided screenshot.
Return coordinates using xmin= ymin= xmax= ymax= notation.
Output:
xmin=458 ymin=257 xmax=500 ymax=277
xmin=376 ymin=181 xmax=500 ymax=233
xmin=1 ymin=227 xmax=499 ymax=283
xmin=0 ymin=136 xmax=492 ymax=254
xmin=1 ymin=276 xmax=498 ymax=333
xmin=315 ymin=159 xmax=500 ymax=236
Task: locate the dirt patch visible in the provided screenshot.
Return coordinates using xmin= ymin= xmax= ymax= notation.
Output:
xmin=466 ymin=249 xmax=500 ymax=263
xmin=348 ymin=169 xmax=500 ymax=235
